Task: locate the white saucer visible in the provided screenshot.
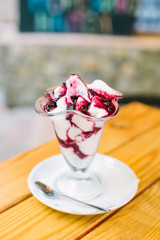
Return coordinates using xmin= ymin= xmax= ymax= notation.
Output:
xmin=27 ymin=153 xmax=139 ymax=215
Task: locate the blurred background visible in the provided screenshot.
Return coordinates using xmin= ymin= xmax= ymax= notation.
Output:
xmin=0 ymin=0 xmax=160 ymax=161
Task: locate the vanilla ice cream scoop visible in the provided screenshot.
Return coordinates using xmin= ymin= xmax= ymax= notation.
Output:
xmin=66 ymin=74 xmax=90 ymax=102
xmin=88 ymin=79 xmax=123 ymax=99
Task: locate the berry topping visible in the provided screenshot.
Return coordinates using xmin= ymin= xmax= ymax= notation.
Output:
xmin=89 ymin=89 xmax=96 ymax=96
xmin=108 ymin=106 xmax=114 ymax=112
xmin=43 ymin=74 xmax=123 ymax=118
xmin=102 ymin=99 xmax=111 ymax=106
xmin=71 ymin=96 xmax=78 ymax=104
xmin=67 ymin=103 xmax=75 ymax=110
xmin=48 ymin=100 xmax=57 ymax=108
xmin=45 ymin=105 xmax=51 ymax=112
xmin=79 ymin=105 xmax=89 ymax=114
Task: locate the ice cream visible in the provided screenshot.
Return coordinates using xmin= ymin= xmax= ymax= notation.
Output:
xmin=39 ymin=74 xmax=123 ymax=170
xmin=44 ymin=74 xmax=122 ymax=118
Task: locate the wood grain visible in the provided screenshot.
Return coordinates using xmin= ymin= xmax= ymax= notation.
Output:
xmin=82 ymin=180 xmax=160 ymax=240
xmin=1 ymin=102 xmax=160 ymax=213
xmin=0 ymin=103 xmax=160 ymax=240
xmin=0 ymin=196 xmax=100 ymax=240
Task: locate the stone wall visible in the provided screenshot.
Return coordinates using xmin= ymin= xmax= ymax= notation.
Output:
xmin=0 ymin=1 xmax=159 ymax=107
xmin=0 ymin=44 xmax=160 ymax=107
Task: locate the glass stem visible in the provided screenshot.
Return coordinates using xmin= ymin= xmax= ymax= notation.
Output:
xmin=70 ymin=169 xmax=92 ymax=181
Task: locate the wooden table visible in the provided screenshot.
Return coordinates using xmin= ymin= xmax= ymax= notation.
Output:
xmin=1 ymin=102 xmax=160 ymax=240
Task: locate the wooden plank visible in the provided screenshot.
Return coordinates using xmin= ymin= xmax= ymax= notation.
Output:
xmin=81 ymin=180 xmax=160 ymax=240
xmin=0 ymin=102 xmax=160 ymax=213
xmin=0 ymin=117 xmax=160 ymax=240
xmin=0 ymin=196 xmax=100 ymax=240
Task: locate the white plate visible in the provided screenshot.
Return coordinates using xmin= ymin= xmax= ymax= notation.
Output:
xmin=27 ymin=153 xmax=139 ymax=215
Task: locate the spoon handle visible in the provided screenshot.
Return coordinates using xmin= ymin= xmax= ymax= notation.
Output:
xmin=60 ymin=194 xmax=110 ymax=212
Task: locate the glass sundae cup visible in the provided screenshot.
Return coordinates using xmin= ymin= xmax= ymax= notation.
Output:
xmin=35 ymin=87 xmax=120 ymax=201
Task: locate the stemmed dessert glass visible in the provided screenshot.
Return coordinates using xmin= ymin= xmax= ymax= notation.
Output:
xmin=35 ymin=89 xmax=119 ymax=201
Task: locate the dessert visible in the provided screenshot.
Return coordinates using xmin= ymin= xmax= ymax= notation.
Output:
xmin=39 ymin=74 xmax=123 ymax=170
xmin=44 ymin=74 xmax=122 ymax=118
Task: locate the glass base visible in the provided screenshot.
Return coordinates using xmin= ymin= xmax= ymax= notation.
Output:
xmin=54 ymin=170 xmax=104 ymax=201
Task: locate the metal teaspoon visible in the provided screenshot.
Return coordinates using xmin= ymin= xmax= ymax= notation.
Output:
xmin=35 ymin=181 xmax=111 ymax=212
